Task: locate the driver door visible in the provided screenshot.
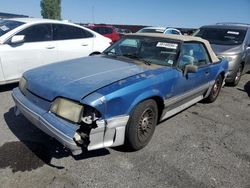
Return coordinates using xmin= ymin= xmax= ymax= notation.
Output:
xmin=166 ymin=42 xmax=212 ymax=111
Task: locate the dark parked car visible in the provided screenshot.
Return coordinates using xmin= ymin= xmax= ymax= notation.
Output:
xmin=12 ymin=33 xmax=228 ymax=155
xmin=195 ymin=23 xmax=250 ymax=85
xmin=116 ymin=28 xmax=132 ymax=34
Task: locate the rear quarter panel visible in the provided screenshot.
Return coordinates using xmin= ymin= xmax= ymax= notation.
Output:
xmin=208 ymin=59 xmax=229 ymax=81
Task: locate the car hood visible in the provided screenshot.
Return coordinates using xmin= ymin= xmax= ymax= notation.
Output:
xmin=24 ymin=56 xmax=148 ymax=101
xmin=210 ymin=44 xmax=243 ymax=55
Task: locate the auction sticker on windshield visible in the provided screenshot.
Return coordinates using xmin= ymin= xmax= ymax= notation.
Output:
xmin=0 ymin=25 xmax=9 ymax=31
xmin=156 ymin=42 xmax=178 ymax=49
xmin=227 ymin=31 xmax=239 ymax=35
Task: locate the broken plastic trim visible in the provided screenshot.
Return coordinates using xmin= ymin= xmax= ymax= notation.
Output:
xmin=73 ymin=105 xmax=100 ymax=149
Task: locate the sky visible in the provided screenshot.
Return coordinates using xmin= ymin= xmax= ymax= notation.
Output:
xmin=0 ymin=0 xmax=249 ymax=28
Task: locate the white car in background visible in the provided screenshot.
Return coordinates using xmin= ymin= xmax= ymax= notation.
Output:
xmin=137 ymin=26 xmax=166 ymax=33
xmin=137 ymin=26 xmax=182 ymax=35
xmin=164 ymin=27 xmax=182 ymax=35
xmin=0 ymin=18 xmax=111 ymax=85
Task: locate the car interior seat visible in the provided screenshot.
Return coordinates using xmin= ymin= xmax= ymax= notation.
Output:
xmin=139 ymin=42 xmax=156 ymax=58
xmin=179 ymin=48 xmax=194 ymax=69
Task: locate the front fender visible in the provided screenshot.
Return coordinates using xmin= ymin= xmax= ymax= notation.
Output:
xmin=99 ymin=80 xmax=166 ymax=119
xmin=80 ymin=92 xmax=106 ymax=117
xmin=81 ymin=68 xmax=177 ymax=120
xmin=126 ymin=89 xmax=164 ymax=115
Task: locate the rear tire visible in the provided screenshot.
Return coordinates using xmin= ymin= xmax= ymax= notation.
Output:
xmin=204 ymin=74 xmax=223 ymax=103
xmin=125 ymin=99 xmax=158 ymax=150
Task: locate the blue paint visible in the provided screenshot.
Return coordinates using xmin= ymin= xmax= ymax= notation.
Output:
xmin=81 ymin=67 xmax=177 ymax=118
xmin=12 ymin=31 xmax=231 ymax=154
xmin=23 ymin=54 xmax=228 ymax=120
xmin=82 ymin=60 xmax=228 ymax=119
xmin=24 ymin=56 xmax=148 ymax=101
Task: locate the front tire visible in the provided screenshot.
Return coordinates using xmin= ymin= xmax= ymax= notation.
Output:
xmin=228 ymin=64 xmax=243 ymax=86
xmin=125 ymin=99 xmax=158 ymax=150
xmin=204 ymin=74 xmax=223 ymax=103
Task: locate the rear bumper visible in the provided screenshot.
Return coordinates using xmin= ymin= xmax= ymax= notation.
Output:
xmin=12 ymin=88 xmax=81 ymax=155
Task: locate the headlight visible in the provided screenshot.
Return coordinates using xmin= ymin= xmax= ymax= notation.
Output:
xmin=19 ymin=77 xmax=27 ymax=94
xmin=219 ymin=55 xmax=238 ymax=62
xmin=50 ymin=98 xmax=83 ymax=123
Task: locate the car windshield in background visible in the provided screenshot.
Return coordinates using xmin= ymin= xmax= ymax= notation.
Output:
xmin=139 ymin=29 xmax=164 ymax=33
xmin=196 ymin=28 xmax=247 ymax=45
xmin=104 ymin=37 xmax=180 ymax=66
xmin=93 ymin=27 xmax=113 ymax=34
xmin=115 ymin=28 xmax=123 ymax=32
xmin=0 ymin=20 xmax=24 ymax=37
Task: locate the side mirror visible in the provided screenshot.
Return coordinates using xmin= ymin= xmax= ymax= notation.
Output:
xmin=183 ymin=64 xmax=198 ymax=76
xmin=10 ymin=35 xmax=25 ymax=44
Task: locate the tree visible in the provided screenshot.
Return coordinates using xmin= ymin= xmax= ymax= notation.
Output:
xmin=40 ymin=0 xmax=61 ymax=20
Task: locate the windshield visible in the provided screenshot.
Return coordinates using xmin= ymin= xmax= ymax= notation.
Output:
xmin=195 ymin=28 xmax=247 ymax=45
xmin=0 ymin=20 xmax=24 ymax=37
xmin=103 ymin=37 xmax=180 ymax=67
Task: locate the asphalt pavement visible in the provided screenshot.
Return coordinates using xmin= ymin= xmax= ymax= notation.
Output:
xmin=0 ymin=74 xmax=250 ymax=188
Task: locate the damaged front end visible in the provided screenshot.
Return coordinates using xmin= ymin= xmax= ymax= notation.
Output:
xmin=72 ymin=104 xmax=102 ymax=149
xmin=75 ymin=115 xmax=129 ymax=151
xmin=12 ymin=88 xmax=129 ymax=156
xmin=72 ymin=105 xmax=129 ymax=152
xmin=49 ymin=97 xmax=129 ymax=154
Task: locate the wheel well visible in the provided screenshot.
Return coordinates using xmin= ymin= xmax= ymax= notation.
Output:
xmin=148 ymin=96 xmax=164 ymax=122
xmin=220 ymin=71 xmax=225 ymax=80
xmin=89 ymin=51 xmax=101 ymax=56
xmin=130 ymin=96 xmax=164 ymax=123
xmin=241 ymin=61 xmax=245 ymax=68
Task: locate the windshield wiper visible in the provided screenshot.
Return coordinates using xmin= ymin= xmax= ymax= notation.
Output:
xmin=122 ymin=54 xmax=151 ymax=65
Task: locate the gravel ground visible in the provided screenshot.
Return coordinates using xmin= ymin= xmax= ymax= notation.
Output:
xmin=0 ymin=74 xmax=249 ymax=188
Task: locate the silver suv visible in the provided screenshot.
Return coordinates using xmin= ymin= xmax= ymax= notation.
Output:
xmin=195 ymin=23 xmax=250 ymax=86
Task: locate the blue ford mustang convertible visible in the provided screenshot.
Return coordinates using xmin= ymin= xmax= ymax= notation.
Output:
xmin=12 ymin=33 xmax=228 ymax=155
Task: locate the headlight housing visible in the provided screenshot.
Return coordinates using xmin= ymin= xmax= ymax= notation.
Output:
xmin=19 ymin=77 xmax=27 ymax=94
xmin=50 ymin=98 xmax=84 ymax=123
xmin=219 ymin=54 xmax=238 ymax=62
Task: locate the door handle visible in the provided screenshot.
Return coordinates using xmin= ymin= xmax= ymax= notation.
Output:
xmin=81 ymin=44 xmax=89 ymax=46
xmin=46 ymin=46 xmax=55 ymax=49
xmin=205 ymin=72 xmax=210 ymax=76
